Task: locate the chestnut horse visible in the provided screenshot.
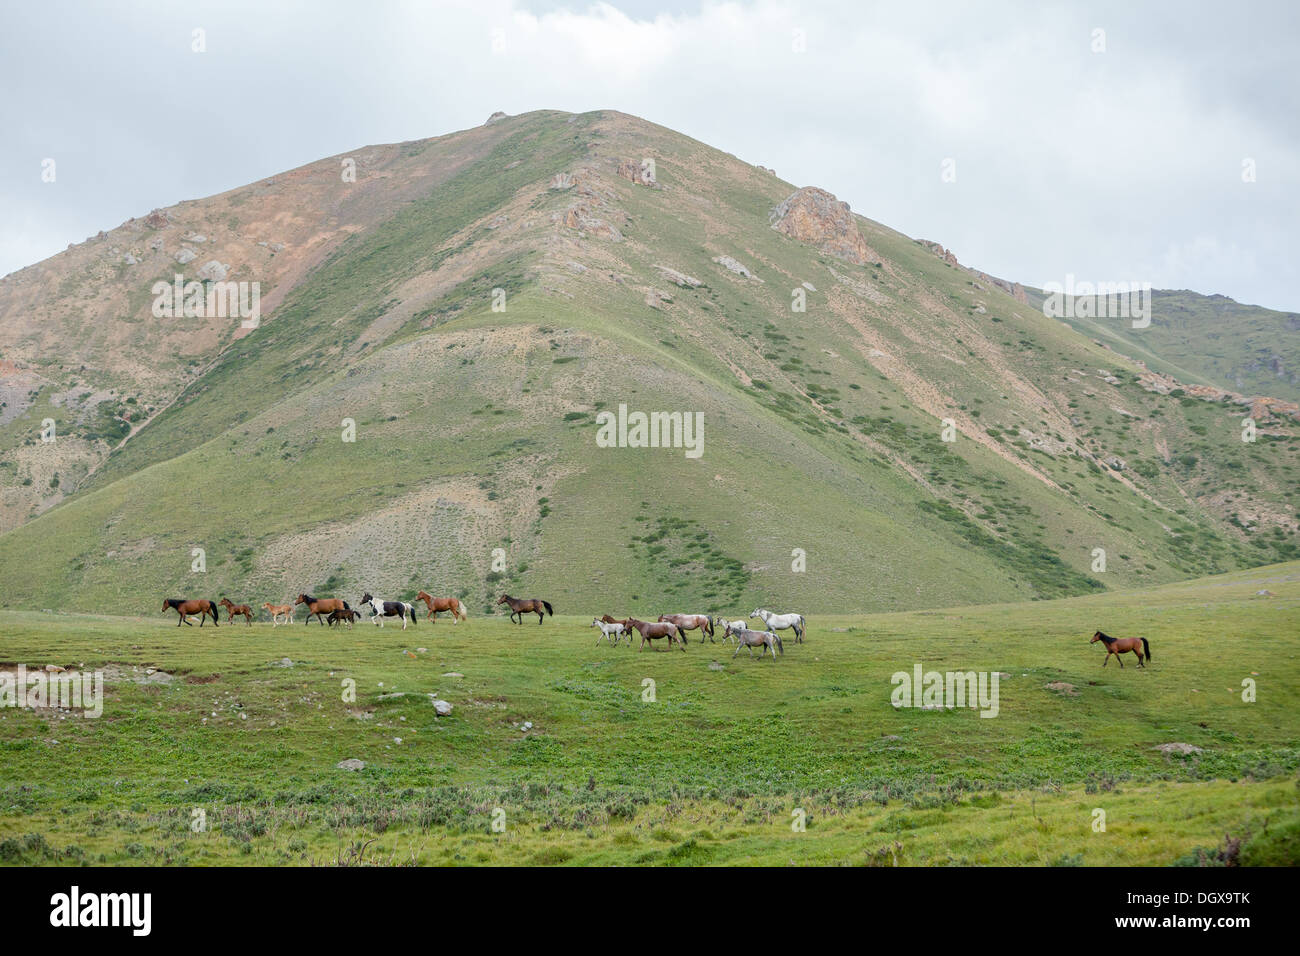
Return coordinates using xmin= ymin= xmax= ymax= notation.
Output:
xmin=416 ymin=591 xmax=468 ymax=623
xmin=658 ymin=613 xmax=714 ymax=643
xmin=263 ymin=602 xmax=294 ymax=626
xmin=1091 ymin=630 xmax=1150 ymax=668
xmin=219 ymin=597 xmax=254 ymax=626
xmin=328 ymin=607 xmax=361 ymax=628
xmin=497 ymin=594 xmax=554 ymax=625
xmin=162 ymin=597 xmax=219 ymax=627
xmin=626 ymin=618 xmax=685 ymax=652
xmin=296 ymin=593 xmax=350 ymax=625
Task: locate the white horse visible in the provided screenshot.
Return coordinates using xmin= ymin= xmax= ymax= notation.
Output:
xmin=750 ymin=609 xmax=805 ymax=643
xmin=731 ymin=628 xmax=783 ymax=660
xmin=361 ymin=593 xmax=416 ymax=630
xmin=591 ymin=618 xmax=626 ymax=645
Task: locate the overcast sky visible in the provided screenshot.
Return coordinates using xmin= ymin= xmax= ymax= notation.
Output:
xmin=2 ymin=0 xmax=1296 ymax=310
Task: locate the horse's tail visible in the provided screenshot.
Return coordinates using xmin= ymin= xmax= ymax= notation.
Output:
xmin=704 ymin=617 xmax=714 ymax=636
xmin=343 ymin=600 xmax=351 ymax=610
xmin=543 ymin=600 xmax=554 ymax=617
xmin=776 ymin=633 xmax=784 ymax=655
xmin=1142 ymin=637 xmax=1150 ymax=661
xmin=409 ymin=603 xmax=418 ymax=623
xmin=457 ymin=600 xmax=468 ymax=620
xmin=800 ymin=615 xmax=807 ymax=640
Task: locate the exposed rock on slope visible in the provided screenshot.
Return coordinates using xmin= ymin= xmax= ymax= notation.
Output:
xmin=770 ymin=187 xmax=875 ymax=265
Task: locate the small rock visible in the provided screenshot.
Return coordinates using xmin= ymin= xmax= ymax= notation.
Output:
xmin=708 ymin=661 xmax=724 ymax=671
xmin=442 ymin=672 xmax=463 ymax=678
xmin=197 ymin=260 xmax=229 ymax=281
xmin=174 ymin=247 xmax=197 ymax=264
xmin=433 ymin=700 xmax=453 ymax=716
xmin=336 ymin=758 xmax=365 ymax=771
xmin=1155 ymin=742 xmax=1203 ymax=756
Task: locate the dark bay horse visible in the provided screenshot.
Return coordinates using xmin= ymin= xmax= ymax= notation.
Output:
xmin=416 ymin=591 xmax=468 ymax=623
xmin=498 ymin=594 xmax=553 ymax=625
xmin=219 ymin=597 xmax=254 ymax=626
xmin=328 ymin=607 xmax=361 ymax=628
xmin=1091 ymin=630 xmax=1150 ymax=668
xmin=296 ymin=593 xmax=350 ymax=625
xmin=163 ymin=597 xmax=219 ymax=627
xmin=626 ymin=618 xmax=685 ymax=652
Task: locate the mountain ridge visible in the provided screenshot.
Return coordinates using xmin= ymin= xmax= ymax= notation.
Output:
xmin=1 ymin=109 xmax=1295 ymax=613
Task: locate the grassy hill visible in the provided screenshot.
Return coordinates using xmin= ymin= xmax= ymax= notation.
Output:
xmin=0 ymin=561 xmax=1295 ymax=865
xmin=1027 ymin=287 xmax=1300 ymax=403
xmin=0 ymin=109 xmax=1296 ymax=615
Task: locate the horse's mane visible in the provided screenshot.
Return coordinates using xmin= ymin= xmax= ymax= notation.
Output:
xmin=300 ymin=594 xmax=316 ymax=603
xmin=165 ymin=597 xmax=184 ymax=608
xmin=1095 ymin=630 xmax=1116 ymax=644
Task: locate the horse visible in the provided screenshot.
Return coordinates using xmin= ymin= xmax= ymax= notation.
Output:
xmin=295 ymin=593 xmax=350 ymax=626
xmin=497 ymin=594 xmax=554 ymax=625
xmin=717 ymin=618 xmax=747 ymax=643
xmin=162 ymin=597 xmax=219 ymax=627
xmin=626 ymin=618 xmax=685 ymax=652
xmin=328 ymin=607 xmax=361 ymax=628
xmin=1091 ymin=630 xmax=1150 ymax=668
xmin=263 ymin=602 xmax=295 ymax=626
xmin=360 ymin=593 xmax=417 ymax=630
xmin=750 ymin=609 xmax=806 ymax=644
xmin=600 ymin=615 xmax=636 ymax=644
xmin=658 ymin=613 xmax=714 ymax=643
xmin=731 ymin=627 xmax=783 ymax=660
xmin=416 ymin=591 xmax=468 ymax=623
xmin=219 ymin=597 xmax=254 ymax=626
xmin=591 ymin=618 xmax=626 ymax=645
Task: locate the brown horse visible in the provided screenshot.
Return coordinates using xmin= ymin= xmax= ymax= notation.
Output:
xmin=1091 ymin=630 xmax=1151 ymax=668
xmin=497 ymin=594 xmax=554 ymax=625
xmin=328 ymin=607 xmax=361 ymax=628
xmin=162 ymin=597 xmax=219 ymax=627
xmin=296 ymin=593 xmax=351 ymax=625
xmin=416 ymin=591 xmax=468 ymax=623
xmin=626 ymin=618 xmax=685 ymax=652
xmin=658 ymin=613 xmax=714 ymax=643
xmin=263 ymin=602 xmax=294 ymax=626
xmin=219 ymin=598 xmax=254 ymax=626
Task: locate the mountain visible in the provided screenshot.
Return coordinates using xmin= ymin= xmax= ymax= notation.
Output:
xmin=0 ymin=109 xmax=1296 ymax=614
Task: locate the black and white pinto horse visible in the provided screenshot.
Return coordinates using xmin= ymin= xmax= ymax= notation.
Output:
xmin=360 ymin=592 xmax=418 ymax=630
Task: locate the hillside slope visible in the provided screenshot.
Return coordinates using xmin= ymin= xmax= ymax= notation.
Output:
xmin=0 ymin=110 xmax=1295 ymax=614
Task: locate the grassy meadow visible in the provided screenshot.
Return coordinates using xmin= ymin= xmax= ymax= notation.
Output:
xmin=0 ymin=561 xmax=1296 ymax=866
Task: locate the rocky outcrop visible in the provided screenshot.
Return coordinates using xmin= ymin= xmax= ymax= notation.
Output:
xmin=919 ymin=240 xmax=960 ymax=267
xmin=549 ymin=172 xmax=575 ymax=190
xmin=484 ymin=111 xmax=508 ymax=126
xmin=144 ymin=209 xmax=170 ymax=229
xmin=712 ymin=255 xmax=761 ymax=281
xmin=616 ymin=159 xmax=656 ymax=186
xmin=561 ymin=203 xmax=622 ymax=241
xmin=1137 ymin=369 xmax=1300 ymax=421
xmin=771 ymin=187 xmax=874 ymax=265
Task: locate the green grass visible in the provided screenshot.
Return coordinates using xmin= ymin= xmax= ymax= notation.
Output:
xmin=1 ymin=561 xmax=1296 ymax=865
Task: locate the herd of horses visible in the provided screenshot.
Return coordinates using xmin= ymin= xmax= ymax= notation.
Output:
xmin=162 ymin=592 xmax=468 ymax=630
xmin=161 ymin=597 xmax=1153 ymax=668
xmin=591 ymin=609 xmax=806 ymax=659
